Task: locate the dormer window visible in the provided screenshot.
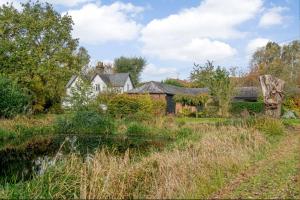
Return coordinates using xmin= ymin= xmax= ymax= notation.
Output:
xmin=95 ymin=84 xmax=101 ymax=92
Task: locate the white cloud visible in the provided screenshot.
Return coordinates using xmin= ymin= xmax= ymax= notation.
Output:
xmin=246 ymin=37 xmax=271 ymax=54
xmin=0 ymin=0 xmax=21 ymax=10
xmin=259 ymin=6 xmax=288 ymax=27
xmin=142 ymin=63 xmax=178 ymax=81
xmin=66 ymin=2 xmax=143 ymax=44
xmin=41 ymin=0 xmax=93 ymax=7
xmin=141 ymin=0 xmax=263 ymax=62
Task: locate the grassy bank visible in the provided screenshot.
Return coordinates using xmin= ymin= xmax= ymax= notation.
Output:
xmin=1 ymin=123 xmax=270 ymax=198
xmin=0 ymin=114 xmax=297 ymax=199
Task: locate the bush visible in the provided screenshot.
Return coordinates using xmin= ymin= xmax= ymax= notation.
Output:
xmin=0 ymin=76 xmax=30 ymax=118
xmin=55 ymin=110 xmax=115 ymax=135
xmin=98 ymin=94 xmax=166 ymax=120
xmin=230 ymin=101 xmax=264 ymax=115
xmin=251 ymin=117 xmax=284 ymax=136
xmin=126 ymin=122 xmax=151 ymax=136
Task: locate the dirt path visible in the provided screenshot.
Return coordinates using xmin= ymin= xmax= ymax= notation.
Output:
xmin=212 ymin=127 xmax=300 ymax=199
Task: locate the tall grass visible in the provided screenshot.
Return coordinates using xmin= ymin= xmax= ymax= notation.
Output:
xmin=1 ymin=125 xmax=268 ymax=199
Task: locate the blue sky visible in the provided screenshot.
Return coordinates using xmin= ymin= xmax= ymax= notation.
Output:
xmin=2 ymin=0 xmax=300 ymax=81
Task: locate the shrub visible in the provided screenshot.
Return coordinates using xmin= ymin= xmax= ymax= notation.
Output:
xmin=283 ymin=97 xmax=300 ymax=116
xmin=98 ymin=94 xmax=165 ymax=120
xmin=152 ymin=98 xmax=167 ymax=116
xmin=0 ymin=76 xmax=30 ymax=118
xmin=251 ymin=117 xmax=284 ymax=136
xmin=230 ymin=101 xmax=264 ymax=115
xmin=55 ymin=110 xmax=115 ymax=135
xmin=126 ymin=122 xmax=151 ymax=136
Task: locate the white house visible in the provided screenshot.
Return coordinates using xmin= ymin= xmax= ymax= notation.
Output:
xmin=66 ymin=73 xmax=134 ymax=97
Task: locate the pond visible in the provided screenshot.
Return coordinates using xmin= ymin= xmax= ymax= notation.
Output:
xmin=0 ymin=134 xmax=172 ymax=183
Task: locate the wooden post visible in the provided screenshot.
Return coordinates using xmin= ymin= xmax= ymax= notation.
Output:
xmin=259 ymin=75 xmax=285 ymax=118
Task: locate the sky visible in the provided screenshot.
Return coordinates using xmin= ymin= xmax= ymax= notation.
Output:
xmin=1 ymin=0 xmax=300 ymax=81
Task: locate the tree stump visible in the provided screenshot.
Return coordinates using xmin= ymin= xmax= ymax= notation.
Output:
xmin=259 ymin=75 xmax=285 ymax=118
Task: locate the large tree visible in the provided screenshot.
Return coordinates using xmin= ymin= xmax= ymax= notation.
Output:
xmin=246 ymin=40 xmax=300 ymax=90
xmin=113 ymin=56 xmax=146 ymax=85
xmin=191 ymin=61 xmax=234 ymax=117
xmin=0 ymin=2 xmax=87 ymax=112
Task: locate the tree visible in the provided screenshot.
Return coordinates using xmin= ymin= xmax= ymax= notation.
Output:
xmin=0 ymin=76 xmax=30 ymax=118
xmin=0 ymin=2 xmax=86 ymax=113
xmin=65 ymin=76 xmax=95 ymax=111
xmin=191 ymin=61 xmax=234 ymax=117
xmin=114 ymin=56 xmax=146 ymax=85
xmin=162 ymin=79 xmax=185 ymax=87
xmin=190 ymin=61 xmax=215 ymax=87
xmin=246 ymin=40 xmax=300 ymax=90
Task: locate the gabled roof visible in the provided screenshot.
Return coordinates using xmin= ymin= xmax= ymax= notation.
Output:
xmin=91 ymin=73 xmax=131 ymax=87
xmin=66 ymin=75 xmax=78 ymax=88
xmin=127 ymin=81 xmax=209 ymax=95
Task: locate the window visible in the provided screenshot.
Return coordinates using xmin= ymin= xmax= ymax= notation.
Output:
xmin=95 ymin=84 xmax=101 ymax=92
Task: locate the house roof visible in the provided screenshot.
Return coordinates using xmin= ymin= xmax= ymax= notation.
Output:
xmin=127 ymin=81 xmax=209 ymax=95
xmin=91 ymin=73 xmax=131 ymax=87
xmin=128 ymin=81 xmax=260 ymax=100
xmin=234 ymin=87 xmax=260 ymax=99
xmin=67 ymin=73 xmax=131 ymax=88
xmin=66 ymin=75 xmax=78 ymax=88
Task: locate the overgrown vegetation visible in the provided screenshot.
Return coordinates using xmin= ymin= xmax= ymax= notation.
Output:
xmin=0 ymin=122 xmax=270 ymax=199
xmin=97 ymin=93 xmax=166 ymax=120
xmin=0 ymin=2 xmax=88 ymax=113
xmin=0 ymin=76 xmax=31 ymax=118
xmin=191 ymin=61 xmax=235 ymax=117
xmin=230 ymin=101 xmax=264 ymax=115
xmin=54 ymin=110 xmax=115 ymax=135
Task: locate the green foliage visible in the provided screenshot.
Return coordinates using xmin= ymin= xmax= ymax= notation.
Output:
xmin=0 ymin=76 xmax=30 ymax=118
xmin=162 ymin=79 xmax=185 ymax=87
xmin=250 ymin=40 xmax=300 ymax=89
xmin=0 ymin=2 xmax=88 ymax=113
xmin=152 ymin=98 xmax=167 ymax=116
xmin=114 ymin=56 xmax=146 ymax=85
xmin=126 ymin=122 xmax=151 ymax=136
xmin=98 ymin=94 xmax=164 ymax=120
xmin=55 ymin=110 xmax=115 ymax=135
xmin=230 ymin=102 xmax=264 ymax=114
xmin=251 ymin=117 xmax=285 ymax=136
xmin=191 ymin=61 xmax=234 ymax=117
xmin=174 ymin=94 xmax=210 ymax=106
xmin=283 ymin=97 xmax=300 ymax=116
xmin=64 ymin=77 xmax=95 ymax=111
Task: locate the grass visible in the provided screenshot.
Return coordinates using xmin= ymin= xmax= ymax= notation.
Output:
xmin=218 ymin=132 xmax=300 ymax=199
xmin=176 ymin=117 xmax=227 ymax=124
xmin=0 ymin=114 xmax=298 ymax=199
xmin=0 ymin=124 xmax=269 ymax=199
xmin=282 ymin=118 xmax=300 ymax=126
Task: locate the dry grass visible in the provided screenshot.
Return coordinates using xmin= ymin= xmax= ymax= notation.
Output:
xmin=79 ymin=126 xmax=267 ymax=199
xmin=1 ymin=124 xmax=269 ymax=199
xmin=0 ymin=114 xmax=55 ymax=131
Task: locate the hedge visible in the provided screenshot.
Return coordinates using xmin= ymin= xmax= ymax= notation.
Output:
xmin=230 ymin=101 xmax=264 ymax=114
xmin=98 ymin=94 xmax=166 ymax=119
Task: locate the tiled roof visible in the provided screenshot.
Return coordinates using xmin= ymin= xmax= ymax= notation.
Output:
xmin=99 ymin=73 xmax=130 ymax=87
xmin=127 ymin=81 xmax=209 ymax=95
xmin=67 ymin=73 xmax=131 ymax=88
xmin=128 ymin=81 xmax=260 ymax=99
